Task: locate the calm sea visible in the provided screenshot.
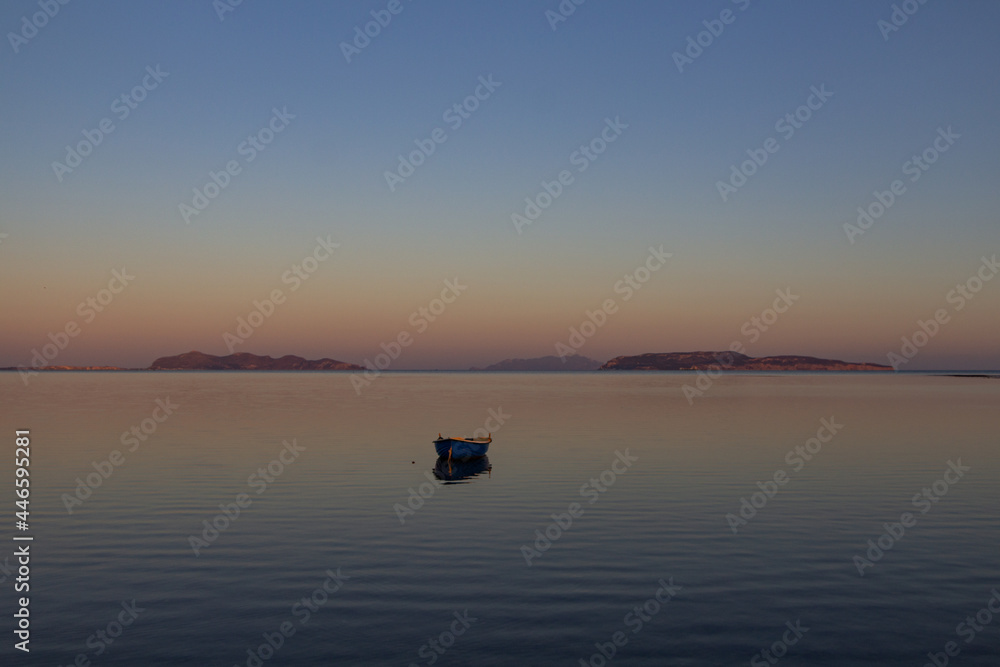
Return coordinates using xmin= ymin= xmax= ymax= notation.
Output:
xmin=2 ymin=372 xmax=998 ymax=666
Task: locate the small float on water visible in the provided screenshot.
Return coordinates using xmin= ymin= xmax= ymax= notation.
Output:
xmin=433 ymin=433 xmax=491 ymax=461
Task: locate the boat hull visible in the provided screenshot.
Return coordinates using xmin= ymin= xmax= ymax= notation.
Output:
xmin=434 ymin=439 xmax=490 ymax=460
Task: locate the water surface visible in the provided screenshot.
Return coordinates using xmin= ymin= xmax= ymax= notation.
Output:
xmin=3 ymin=372 xmax=998 ymax=665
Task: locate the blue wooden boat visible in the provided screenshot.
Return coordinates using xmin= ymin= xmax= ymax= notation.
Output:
xmin=433 ymin=433 xmax=491 ymax=461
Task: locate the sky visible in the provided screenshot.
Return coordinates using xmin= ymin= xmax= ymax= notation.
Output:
xmin=1 ymin=0 xmax=998 ymax=370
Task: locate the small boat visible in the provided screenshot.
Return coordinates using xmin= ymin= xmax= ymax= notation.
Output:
xmin=433 ymin=433 xmax=491 ymax=461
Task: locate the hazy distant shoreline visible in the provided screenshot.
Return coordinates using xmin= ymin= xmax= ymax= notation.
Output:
xmin=3 ymin=369 xmax=997 ymax=376
xmin=3 ymin=349 xmax=997 ymax=375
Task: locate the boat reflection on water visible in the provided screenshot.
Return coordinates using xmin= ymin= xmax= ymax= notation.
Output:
xmin=433 ymin=455 xmax=492 ymax=483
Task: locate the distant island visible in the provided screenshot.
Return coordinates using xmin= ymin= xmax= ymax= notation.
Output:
xmin=599 ymin=351 xmax=892 ymax=371
xmin=470 ymin=355 xmax=602 ymax=371
xmin=149 ymin=351 xmax=364 ymax=371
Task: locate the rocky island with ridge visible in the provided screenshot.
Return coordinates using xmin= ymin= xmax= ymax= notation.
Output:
xmin=599 ymin=351 xmax=892 ymax=371
xmin=149 ymin=351 xmax=364 ymax=371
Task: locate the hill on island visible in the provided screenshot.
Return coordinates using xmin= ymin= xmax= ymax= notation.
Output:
xmin=600 ymin=352 xmax=891 ymax=371
xmin=470 ymin=354 xmax=602 ymax=371
xmin=149 ymin=351 xmax=364 ymax=371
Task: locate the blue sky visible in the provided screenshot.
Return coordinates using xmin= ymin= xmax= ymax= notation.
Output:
xmin=1 ymin=0 xmax=998 ymax=369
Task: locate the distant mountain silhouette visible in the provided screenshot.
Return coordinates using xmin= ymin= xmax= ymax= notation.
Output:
xmin=2 ymin=350 xmax=895 ymax=373
xmin=149 ymin=351 xmax=364 ymax=371
xmin=470 ymin=354 xmax=602 ymax=371
xmin=600 ymin=351 xmax=891 ymax=371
